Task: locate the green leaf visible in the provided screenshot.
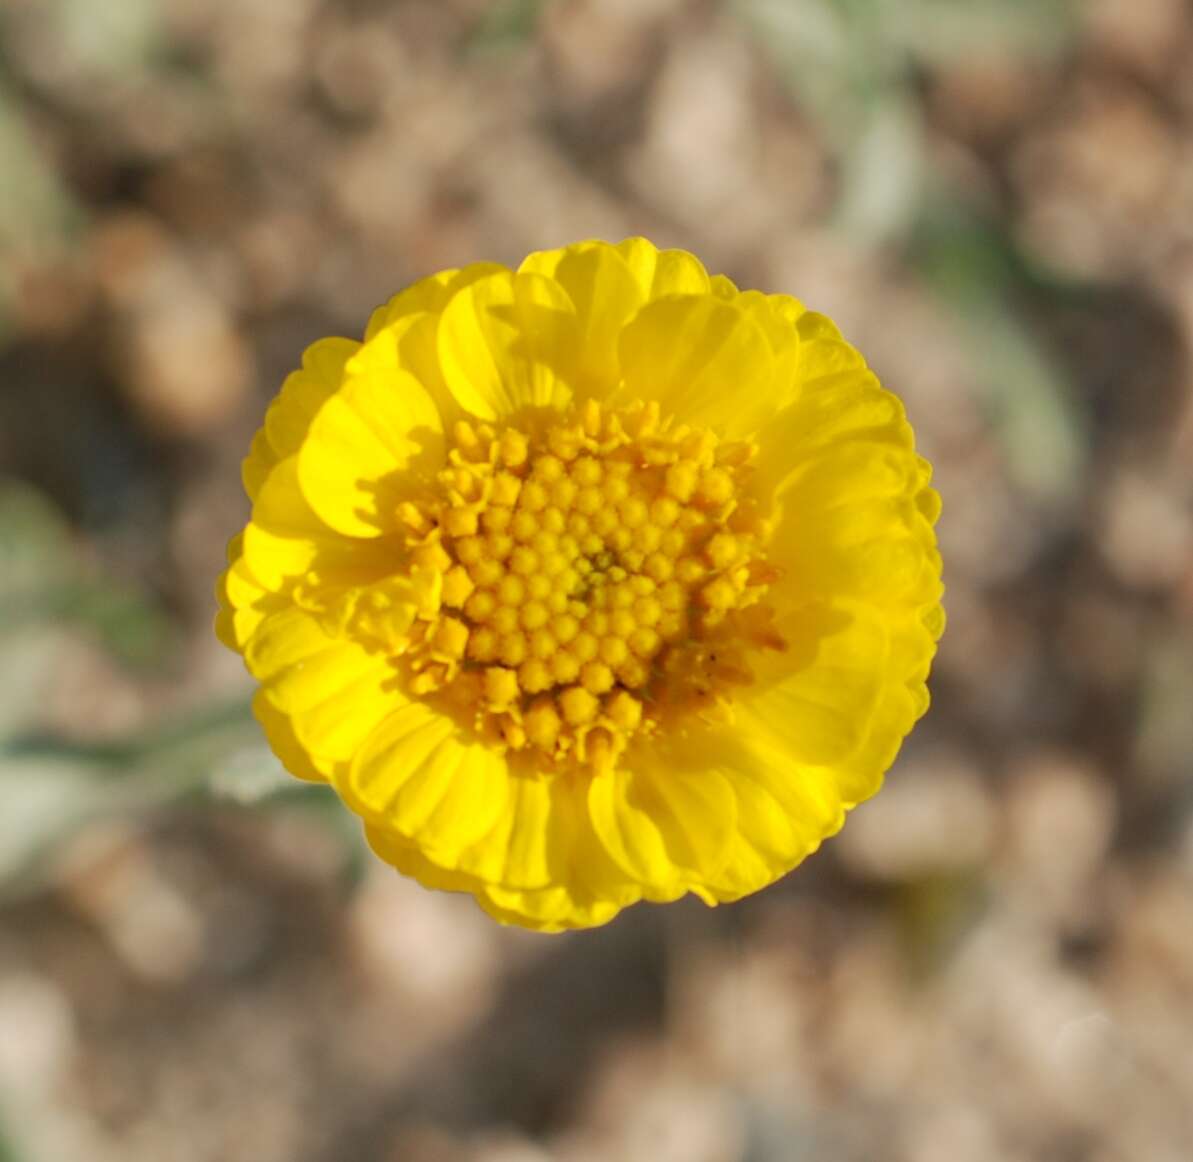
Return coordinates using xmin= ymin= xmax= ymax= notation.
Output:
xmin=463 ymin=0 xmax=548 ymax=55
xmin=911 ymin=207 xmax=1087 ymax=510
xmin=0 ymin=755 xmax=113 ymax=883
xmin=0 ymin=480 xmax=173 ymax=668
xmin=207 ymin=743 xmax=294 ymax=805
xmin=0 ymin=1115 xmax=24 ymax=1162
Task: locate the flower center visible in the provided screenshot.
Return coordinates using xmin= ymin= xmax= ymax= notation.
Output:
xmin=395 ymin=399 xmax=783 ymax=775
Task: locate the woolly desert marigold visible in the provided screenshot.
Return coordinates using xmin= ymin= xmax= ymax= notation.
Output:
xmin=216 ymin=238 xmax=943 ymax=930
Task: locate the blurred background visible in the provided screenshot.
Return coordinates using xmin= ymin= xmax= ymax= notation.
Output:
xmin=1 ymin=0 xmax=1192 ymax=1159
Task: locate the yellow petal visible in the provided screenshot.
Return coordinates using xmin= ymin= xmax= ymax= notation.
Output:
xmin=519 ymin=240 xmax=644 ymax=393
xmin=241 ymin=429 xmax=275 ymax=504
xmin=215 ymin=549 xmax=280 ymax=650
xmin=252 ymin=689 xmax=327 ymax=783
xmin=616 ymin=295 xmax=775 ymax=438
xmin=754 ymin=369 xmax=935 ymax=612
xmin=796 ymin=311 xmax=844 ymax=342
xmin=795 ymin=337 xmax=868 ymax=384
xmin=243 ymin=338 xmax=360 ymax=501
xmin=922 ymin=600 xmax=946 ymax=642
xmin=339 ymin=702 xmax=511 ymax=855
xmin=475 ymin=879 xmax=629 ymax=932
xmin=363 ymin=270 xmax=458 ymax=342
xmin=915 ymin=457 xmax=943 ymax=525
xmin=242 ymin=458 xmax=333 ymax=591
xmin=733 ymin=289 xmax=805 ymax=359
xmin=758 ymin=369 xmax=911 ymax=492
xmin=365 ymin=263 xmax=515 ymax=432
xmin=425 ymin=765 xmax=592 ymax=891
xmin=767 ymin=293 xmax=808 ymax=327
xmin=364 ymin=262 xmax=508 ymax=341
xmin=437 ymin=270 xmax=578 ymax=421
xmin=245 ymin=607 xmax=400 ymax=768
xmin=213 ymin=604 xmax=238 ymax=652
xmin=740 ymin=599 xmax=889 ymax=767
xmin=614 ymin=237 xmax=711 ymax=298
xmin=678 ymin=727 xmax=844 ymax=903
xmin=773 ymin=449 xmax=932 ymax=606
xmin=827 ymin=635 xmax=935 ymax=805
xmin=368 ymin=821 xmax=631 ymax=930
xmin=757 ymin=603 xmax=939 ymax=812
xmin=587 ymin=756 xmax=737 ymax=896
xmin=264 ymin=339 xmax=361 ymax=461
xmin=242 ymin=455 xmax=396 ymax=596
xmin=364 ymin=824 xmax=483 ymax=893
xmin=709 ymin=272 xmax=738 ymax=299
xmin=297 ymin=329 xmax=446 ymax=537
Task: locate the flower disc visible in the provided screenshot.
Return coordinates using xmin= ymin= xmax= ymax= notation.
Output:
xmin=217 ymin=238 xmax=944 ymax=930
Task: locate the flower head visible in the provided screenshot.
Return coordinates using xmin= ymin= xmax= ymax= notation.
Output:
xmin=216 ymin=238 xmax=943 ymax=930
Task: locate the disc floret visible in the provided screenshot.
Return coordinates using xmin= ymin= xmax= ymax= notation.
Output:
xmin=384 ymin=399 xmax=782 ymax=775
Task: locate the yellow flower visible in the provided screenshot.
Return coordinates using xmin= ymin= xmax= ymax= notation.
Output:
xmin=216 ymin=238 xmax=943 ymax=931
